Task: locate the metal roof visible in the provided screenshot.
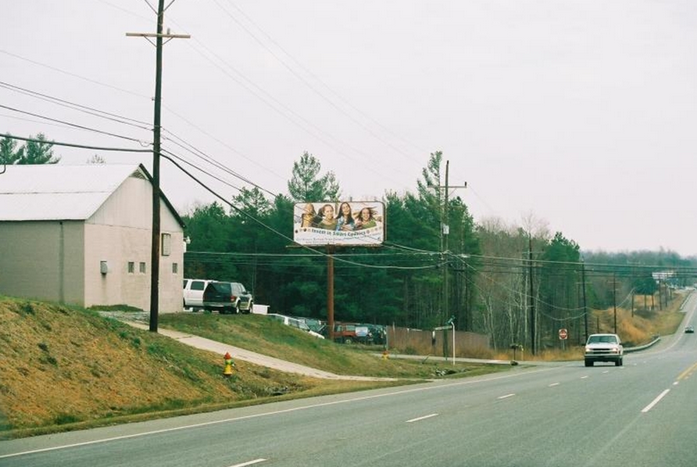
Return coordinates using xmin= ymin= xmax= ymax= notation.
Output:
xmin=0 ymin=164 xmax=146 ymax=221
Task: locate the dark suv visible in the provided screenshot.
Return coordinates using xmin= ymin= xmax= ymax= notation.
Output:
xmin=202 ymin=281 xmax=253 ymax=314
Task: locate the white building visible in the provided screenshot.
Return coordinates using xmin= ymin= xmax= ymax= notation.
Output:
xmin=0 ymin=163 xmax=185 ymax=312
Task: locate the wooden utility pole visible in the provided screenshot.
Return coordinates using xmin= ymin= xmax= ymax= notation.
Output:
xmin=429 ymin=160 xmax=465 ymax=358
xmin=127 ymin=1 xmax=189 ymax=332
xmin=582 ymin=261 xmax=588 ymax=342
xmin=613 ymin=272 xmax=617 ymax=334
xmin=429 ymin=160 xmax=466 ymax=326
xmin=528 ymin=236 xmax=536 ymax=355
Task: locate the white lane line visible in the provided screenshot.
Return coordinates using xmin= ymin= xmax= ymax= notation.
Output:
xmin=548 ymin=383 xmax=560 ymax=387
xmin=673 ymin=381 xmax=679 ymax=386
xmin=498 ymin=393 xmax=516 ymax=400
xmin=581 ymin=376 xmax=589 ymax=379
xmin=406 ymin=413 xmax=439 ymax=423
xmin=642 ymin=389 xmax=670 ymax=413
xmin=229 ymin=459 xmax=267 ymax=467
xmin=602 ymin=370 xmax=610 ymax=374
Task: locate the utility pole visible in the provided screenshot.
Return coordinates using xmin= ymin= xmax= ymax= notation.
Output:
xmin=581 ymin=260 xmax=588 ymax=342
xmin=613 ymin=272 xmax=617 ymax=334
xmin=428 ymin=160 xmax=466 ymax=357
xmin=429 ymin=161 xmax=466 ymax=322
xmin=127 ymin=0 xmax=189 ymax=332
xmin=528 ymin=236 xmax=536 ymax=355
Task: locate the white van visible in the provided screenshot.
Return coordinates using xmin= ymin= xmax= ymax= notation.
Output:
xmin=182 ymin=278 xmax=212 ymax=311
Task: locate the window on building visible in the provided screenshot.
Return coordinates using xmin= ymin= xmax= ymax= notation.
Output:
xmin=139 ymin=262 xmax=146 ymax=273
xmin=172 ymin=263 xmax=178 ymax=274
xmin=128 ymin=262 xmax=135 ymax=274
xmin=161 ymin=233 xmax=172 ymax=256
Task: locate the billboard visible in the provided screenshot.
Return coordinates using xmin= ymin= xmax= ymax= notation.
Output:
xmin=293 ymin=201 xmax=385 ymax=246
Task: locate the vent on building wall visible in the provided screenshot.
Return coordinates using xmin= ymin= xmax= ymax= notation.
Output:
xmin=100 ymin=261 xmax=109 ymax=275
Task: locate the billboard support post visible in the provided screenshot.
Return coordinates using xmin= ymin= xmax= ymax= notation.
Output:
xmin=327 ymin=245 xmax=335 ymax=341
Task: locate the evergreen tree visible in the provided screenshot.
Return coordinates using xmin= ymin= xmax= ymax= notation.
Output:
xmin=18 ymin=134 xmax=60 ymax=164
xmin=0 ymin=135 xmax=21 ymax=164
xmin=287 ymin=151 xmax=340 ymax=202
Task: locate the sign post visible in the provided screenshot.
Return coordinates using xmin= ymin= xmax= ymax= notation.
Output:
xmin=559 ymin=328 xmax=568 ymax=350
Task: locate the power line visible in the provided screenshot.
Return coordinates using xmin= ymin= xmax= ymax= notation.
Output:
xmin=0 ymin=104 xmax=150 ymax=145
xmin=0 ymin=133 xmax=152 ymax=153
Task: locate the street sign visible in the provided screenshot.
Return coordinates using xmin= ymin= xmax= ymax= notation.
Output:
xmin=559 ymin=328 xmax=568 ymax=340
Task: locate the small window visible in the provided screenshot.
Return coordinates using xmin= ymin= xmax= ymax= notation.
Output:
xmin=172 ymin=263 xmax=178 ymax=274
xmin=161 ymin=233 xmax=171 ymax=256
xmin=139 ymin=262 xmax=146 ymax=273
xmin=128 ymin=262 xmax=135 ymax=274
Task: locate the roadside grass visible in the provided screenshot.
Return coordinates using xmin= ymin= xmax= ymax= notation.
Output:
xmin=0 ymin=298 xmax=503 ymax=439
xmin=159 ymin=313 xmax=506 ymax=379
xmin=0 ymin=298 xmax=405 ymax=438
xmin=3 ymin=291 xmax=684 ymax=438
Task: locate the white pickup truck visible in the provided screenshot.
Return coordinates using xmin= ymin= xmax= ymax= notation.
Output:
xmin=183 ymin=278 xmax=211 ymax=311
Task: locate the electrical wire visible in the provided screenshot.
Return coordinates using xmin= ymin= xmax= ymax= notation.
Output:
xmin=0 ymin=133 xmax=152 ymax=153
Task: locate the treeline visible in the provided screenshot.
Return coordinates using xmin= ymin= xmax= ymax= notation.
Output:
xmin=178 ymin=151 xmax=697 ymax=352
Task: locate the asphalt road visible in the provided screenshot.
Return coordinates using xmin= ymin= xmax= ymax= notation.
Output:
xmin=3 ymin=298 xmax=697 ymax=467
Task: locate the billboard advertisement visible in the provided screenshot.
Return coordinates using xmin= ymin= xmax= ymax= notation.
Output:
xmin=293 ymin=201 xmax=385 ymax=246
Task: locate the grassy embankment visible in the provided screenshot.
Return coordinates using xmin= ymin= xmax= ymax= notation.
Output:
xmin=0 ymin=297 xmax=503 ymax=439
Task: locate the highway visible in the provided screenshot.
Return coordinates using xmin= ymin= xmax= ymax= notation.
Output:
xmin=3 ymin=300 xmax=697 ymax=467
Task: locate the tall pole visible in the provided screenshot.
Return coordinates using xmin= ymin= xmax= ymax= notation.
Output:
xmin=528 ymin=238 xmax=534 ymax=354
xmin=443 ymin=160 xmax=449 ymax=334
xmin=149 ymin=0 xmax=165 ymax=333
xmin=327 ymin=246 xmax=335 ymax=341
xmin=582 ymin=261 xmax=588 ymax=342
xmin=428 ymin=159 xmax=466 ymax=328
xmin=127 ymin=2 xmax=189 ymax=332
xmin=613 ymin=272 xmax=617 ymax=334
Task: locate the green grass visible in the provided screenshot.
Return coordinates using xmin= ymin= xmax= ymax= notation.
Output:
xmin=159 ymin=313 xmax=507 ymax=379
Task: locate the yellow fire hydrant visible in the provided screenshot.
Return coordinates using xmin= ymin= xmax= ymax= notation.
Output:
xmin=223 ymin=352 xmax=235 ymax=377
xmin=382 ymin=349 xmax=389 ymax=360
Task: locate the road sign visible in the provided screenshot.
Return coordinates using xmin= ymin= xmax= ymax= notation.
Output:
xmin=559 ymin=328 xmax=568 ymax=340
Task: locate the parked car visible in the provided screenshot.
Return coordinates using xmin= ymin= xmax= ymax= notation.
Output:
xmin=685 ymin=326 xmax=695 ymax=334
xmin=266 ymin=313 xmax=324 ymax=338
xmin=321 ymin=322 xmax=386 ymax=345
xmin=182 ymin=278 xmax=212 ymax=311
xmin=202 ymin=281 xmax=253 ymax=314
xmin=584 ymin=333 xmax=623 ymax=367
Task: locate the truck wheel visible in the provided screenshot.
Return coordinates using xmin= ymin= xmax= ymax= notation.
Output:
xmin=585 ymin=360 xmax=593 ymax=367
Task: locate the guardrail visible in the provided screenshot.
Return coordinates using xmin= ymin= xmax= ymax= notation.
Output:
xmin=624 ymin=336 xmax=661 ymax=353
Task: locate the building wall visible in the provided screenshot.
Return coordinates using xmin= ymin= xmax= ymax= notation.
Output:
xmin=0 ymin=221 xmax=85 ymax=305
xmin=0 ymin=171 xmax=183 ymax=312
xmin=84 ymin=175 xmax=184 ymax=312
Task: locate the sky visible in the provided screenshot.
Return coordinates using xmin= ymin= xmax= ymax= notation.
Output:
xmin=2 ymin=1 xmax=697 ymax=256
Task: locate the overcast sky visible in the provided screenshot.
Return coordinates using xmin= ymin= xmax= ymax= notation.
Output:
xmin=2 ymin=1 xmax=696 ymax=256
